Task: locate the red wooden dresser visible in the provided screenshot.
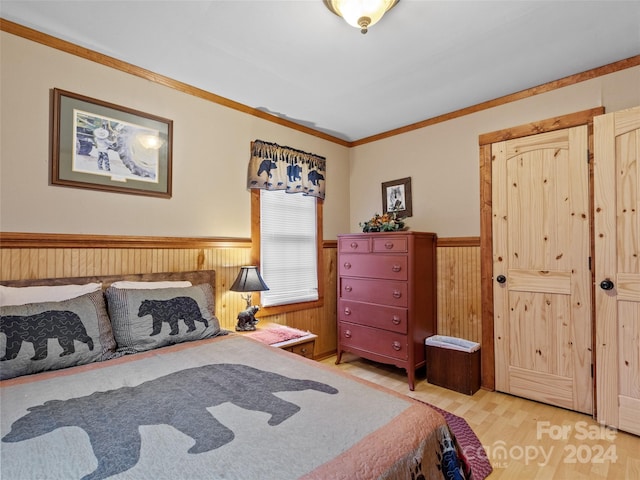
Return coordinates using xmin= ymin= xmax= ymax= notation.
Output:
xmin=336 ymin=231 xmax=437 ymax=390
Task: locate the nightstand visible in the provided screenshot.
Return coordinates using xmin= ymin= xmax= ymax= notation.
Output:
xmin=243 ymin=323 xmax=317 ymax=359
xmin=270 ymin=334 xmax=317 ymax=358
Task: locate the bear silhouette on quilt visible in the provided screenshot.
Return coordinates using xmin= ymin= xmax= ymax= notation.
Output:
xmin=2 ymin=363 xmax=339 ymax=480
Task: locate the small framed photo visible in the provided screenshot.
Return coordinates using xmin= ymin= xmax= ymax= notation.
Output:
xmin=51 ymin=88 xmax=173 ymax=198
xmin=382 ymin=177 xmax=412 ymax=217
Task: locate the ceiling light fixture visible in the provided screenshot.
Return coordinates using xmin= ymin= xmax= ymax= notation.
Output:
xmin=323 ymin=0 xmax=399 ymax=34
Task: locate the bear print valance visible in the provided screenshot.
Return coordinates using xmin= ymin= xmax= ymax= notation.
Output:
xmin=247 ymin=140 xmax=326 ymax=199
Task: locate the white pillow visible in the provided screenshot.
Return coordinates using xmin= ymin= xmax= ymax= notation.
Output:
xmin=109 ymin=281 xmax=192 ymax=289
xmin=0 ymin=283 xmax=103 ymax=307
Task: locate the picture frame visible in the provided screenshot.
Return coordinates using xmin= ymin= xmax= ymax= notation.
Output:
xmin=51 ymin=88 xmax=173 ymax=198
xmin=382 ymin=177 xmax=412 ymax=217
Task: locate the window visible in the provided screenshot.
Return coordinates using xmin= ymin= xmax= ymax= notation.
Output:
xmin=251 ymin=189 xmax=323 ymax=313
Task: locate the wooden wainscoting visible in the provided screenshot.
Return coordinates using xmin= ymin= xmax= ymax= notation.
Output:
xmin=436 ymin=237 xmax=482 ymax=344
xmin=0 ymin=233 xmax=480 ymax=362
xmin=0 ymin=233 xmax=253 ymax=329
xmin=0 ymin=233 xmax=339 ymax=359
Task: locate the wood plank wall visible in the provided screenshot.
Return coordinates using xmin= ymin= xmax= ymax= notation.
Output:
xmin=436 ymin=237 xmax=482 ymax=344
xmin=0 ymin=233 xmax=480 ymax=358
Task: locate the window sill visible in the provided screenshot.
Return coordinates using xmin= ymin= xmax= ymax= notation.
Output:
xmin=257 ymin=297 xmax=324 ymax=317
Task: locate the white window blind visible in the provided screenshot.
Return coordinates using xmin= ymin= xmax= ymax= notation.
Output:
xmin=260 ymin=190 xmax=318 ymax=307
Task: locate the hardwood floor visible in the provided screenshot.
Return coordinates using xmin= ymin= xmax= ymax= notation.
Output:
xmin=320 ymin=354 xmax=640 ymax=479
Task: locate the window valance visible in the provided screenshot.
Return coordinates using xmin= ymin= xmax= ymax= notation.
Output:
xmin=247 ymin=140 xmax=326 ymax=199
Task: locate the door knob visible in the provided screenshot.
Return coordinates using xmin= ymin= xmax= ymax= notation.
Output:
xmin=600 ymin=279 xmax=614 ymax=290
xmin=496 ymin=275 xmax=506 ymax=284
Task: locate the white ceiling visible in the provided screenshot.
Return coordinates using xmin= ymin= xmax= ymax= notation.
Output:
xmin=2 ymin=1 xmax=639 ymax=142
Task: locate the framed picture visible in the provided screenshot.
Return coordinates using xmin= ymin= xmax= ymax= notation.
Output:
xmin=382 ymin=177 xmax=412 ymax=217
xmin=51 ymin=88 xmax=173 ymax=198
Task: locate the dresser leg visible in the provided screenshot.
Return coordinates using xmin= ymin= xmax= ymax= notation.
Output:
xmin=335 ymin=350 xmax=343 ymax=365
xmin=407 ymin=369 xmax=415 ymax=391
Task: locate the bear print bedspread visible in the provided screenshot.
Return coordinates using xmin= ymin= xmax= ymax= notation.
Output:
xmin=0 ymin=335 xmax=468 ymax=480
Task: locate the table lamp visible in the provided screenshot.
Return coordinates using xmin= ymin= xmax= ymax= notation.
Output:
xmin=230 ymin=266 xmax=269 ymax=331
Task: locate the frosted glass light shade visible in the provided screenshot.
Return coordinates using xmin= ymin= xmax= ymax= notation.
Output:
xmin=324 ymin=0 xmax=399 ymax=34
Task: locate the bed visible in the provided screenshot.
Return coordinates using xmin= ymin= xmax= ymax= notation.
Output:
xmin=1 ymin=270 xmax=472 ymax=480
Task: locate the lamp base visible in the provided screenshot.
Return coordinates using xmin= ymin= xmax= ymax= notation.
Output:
xmin=235 ymin=305 xmax=260 ymax=331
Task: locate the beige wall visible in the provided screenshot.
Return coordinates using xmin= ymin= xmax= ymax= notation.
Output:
xmin=2 ymin=31 xmax=639 ymax=241
xmin=348 ymin=66 xmax=640 ymax=237
xmin=0 ymin=32 xmax=351 ymax=240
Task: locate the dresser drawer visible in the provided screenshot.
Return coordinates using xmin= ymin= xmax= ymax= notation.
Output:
xmin=339 ymin=278 xmax=408 ymax=307
xmin=338 ymin=299 xmax=407 ymax=333
xmin=339 ymin=237 xmax=371 ymax=253
xmin=339 ymin=322 xmax=408 ymax=361
xmin=373 ymin=236 xmax=408 ymax=253
xmin=339 ymin=254 xmax=408 ymax=280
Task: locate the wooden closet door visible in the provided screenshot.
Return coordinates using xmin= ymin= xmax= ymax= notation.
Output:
xmin=493 ymin=126 xmax=593 ymax=414
xmin=594 ymin=106 xmax=640 ymax=435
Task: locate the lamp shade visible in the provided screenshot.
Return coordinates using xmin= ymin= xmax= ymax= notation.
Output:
xmin=230 ymin=266 xmax=269 ymax=293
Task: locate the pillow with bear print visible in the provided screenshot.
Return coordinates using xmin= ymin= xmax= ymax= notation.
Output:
xmin=0 ymin=290 xmax=117 ymax=380
xmin=105 ymin=283 xmax=224 ymax=355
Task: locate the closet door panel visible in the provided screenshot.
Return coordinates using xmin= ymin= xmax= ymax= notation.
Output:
xmin=594 ymin=106 xmax=640 ymax=435
xmin=493 ymin=126 xmax=592 ymax=414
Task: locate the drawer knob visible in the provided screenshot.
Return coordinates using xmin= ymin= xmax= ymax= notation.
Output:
xmin=344 ymin=330 xmax=352 ymax=338
xmin=391 ymin=315 xmax=401 ymax=325
xmin=300 ymin=347 xmax=307 ymax=354
xmin=392 ymin=341 xmax=402 ymax=351
xmin=392 ymin=264 xmax=401 ymax=272
xmin=392 ymin=290 xmax=402 ymax=299
xmin=385 ymin=242 xmax=394 ymax=249
xmin=345 ymin=285 xmax=352 ymax=292
xmin=350 ymin=242 xmax=359 ymax=249
xmin=344 ymin=307 xmax=352 ymax=315
xmin=343 ymin=262 xmax=352 ymax=269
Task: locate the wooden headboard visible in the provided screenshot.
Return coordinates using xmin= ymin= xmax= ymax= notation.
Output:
xmin=0 ymin=270 xmax=216 ymax=294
